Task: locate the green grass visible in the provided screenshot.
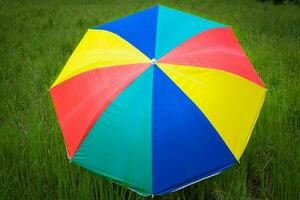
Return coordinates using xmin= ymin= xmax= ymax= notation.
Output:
xmin=0 ymin=0 xmax=299 ymax=199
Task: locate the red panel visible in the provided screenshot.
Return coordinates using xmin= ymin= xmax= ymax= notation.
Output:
xmin=159 ymin=27 xmax=264 ymax=87
xmin=50 ymin=64 xmax=150 ymax=158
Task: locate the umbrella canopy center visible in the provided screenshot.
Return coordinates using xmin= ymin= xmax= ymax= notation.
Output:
xmin=151 ymin=58 xmax=157 ymax=65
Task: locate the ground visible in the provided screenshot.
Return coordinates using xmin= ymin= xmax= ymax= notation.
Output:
xmin=0 ymin=0 xmax=299 ymax=199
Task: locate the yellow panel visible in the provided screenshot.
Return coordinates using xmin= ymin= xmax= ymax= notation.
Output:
xmin=158 ymin=63 xmax=266 ymax=160
xmin=51 ymin=29 xmax=150 ymax=88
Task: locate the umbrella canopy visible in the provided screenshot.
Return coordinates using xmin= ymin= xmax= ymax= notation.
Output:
xmin=49 ymin=5 xmax=266 ymax=196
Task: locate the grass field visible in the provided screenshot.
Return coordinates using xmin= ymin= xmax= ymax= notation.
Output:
xmin=0 ymin=0 xmax=299 ymax=199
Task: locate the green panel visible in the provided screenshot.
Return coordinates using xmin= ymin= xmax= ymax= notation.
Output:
xmin=155 ymin=5 xmax=226 ymax=59
xmin=72 ymin=67 xmax=153 ymax=195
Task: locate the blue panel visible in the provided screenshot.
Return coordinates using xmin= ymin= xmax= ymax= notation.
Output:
xmin=93 ymin=6 xmax=158 ymax=58
xmin=152 ymin=66 xmax=236 ymax=194
xmin=155 ymin=5 xmax=227 ymax=58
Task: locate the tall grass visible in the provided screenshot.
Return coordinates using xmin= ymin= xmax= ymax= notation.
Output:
xmin=0 ymin=0 xmax=299 ymax=199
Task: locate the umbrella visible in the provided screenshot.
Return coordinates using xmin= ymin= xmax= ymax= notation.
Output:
xmin=49 ymin=5 xmax=266 ymax=196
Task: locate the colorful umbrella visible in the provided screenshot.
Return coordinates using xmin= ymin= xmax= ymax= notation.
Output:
xmin=50 ymin=5 xmax=266 ymax=196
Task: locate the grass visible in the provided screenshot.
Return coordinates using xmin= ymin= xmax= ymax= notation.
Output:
xmin=0 ymin=0 xmax=299 ymax=199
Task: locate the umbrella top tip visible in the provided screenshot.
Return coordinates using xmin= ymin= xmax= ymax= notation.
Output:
xmin=151 ymin=58 xmax=157 ymax=65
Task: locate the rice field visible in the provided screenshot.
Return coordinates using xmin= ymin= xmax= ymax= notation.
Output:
xmin=0 ymin=0 xmax=299 ymax=199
